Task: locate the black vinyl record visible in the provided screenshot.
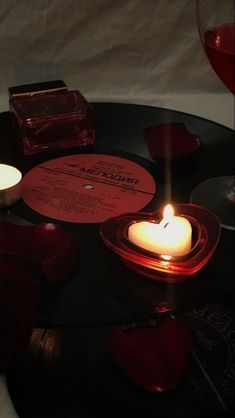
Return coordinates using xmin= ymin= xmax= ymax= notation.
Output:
xmin=1 ymin=102 xmax=235 ymax=418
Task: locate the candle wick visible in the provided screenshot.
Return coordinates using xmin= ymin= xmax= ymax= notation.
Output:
xmin=163 ymin=222 xmax=169 ymax=229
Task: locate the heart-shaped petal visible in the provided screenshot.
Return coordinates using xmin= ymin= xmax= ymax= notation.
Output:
xmin=144 ymin=123 xmax=200 ymax=160
xmin=110 ymin=318 xmax=190 ymax=393
xmin=0 ymin=221 xmax=79 ymax=284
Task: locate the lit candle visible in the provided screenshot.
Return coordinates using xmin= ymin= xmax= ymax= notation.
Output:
xmin=128 ymin=204 xmax=192 ymax=257
xmin=0 ymin=164 xmax=22 ymax=207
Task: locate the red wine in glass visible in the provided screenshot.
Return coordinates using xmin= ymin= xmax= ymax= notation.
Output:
xmin=191 ymin=1 xmax=235 ymax=231
xmin=204 ymin=23 xmax=235 ymax=93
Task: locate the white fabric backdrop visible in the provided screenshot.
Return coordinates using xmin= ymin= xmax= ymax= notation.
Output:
xmin=0 ymin=1 xmax=234 ymax=417
xmin=0 ymin=0 xmax=234 ymax=127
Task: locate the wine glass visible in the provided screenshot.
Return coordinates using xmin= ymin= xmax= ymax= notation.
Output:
xmin=191 ymin=0 xmax=235 ymax=230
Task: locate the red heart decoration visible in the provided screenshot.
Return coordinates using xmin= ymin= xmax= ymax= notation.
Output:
xmin=110 ymin=318 xmax=190 ymax=393
xmin=0 ymin=221 xmax=79 ymax=284
xmin=144 ymin=122 xmax=200 ymax=160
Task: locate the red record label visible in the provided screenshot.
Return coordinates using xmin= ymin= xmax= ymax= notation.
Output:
xmin=22 ymin=154 xmax=156 ymax=223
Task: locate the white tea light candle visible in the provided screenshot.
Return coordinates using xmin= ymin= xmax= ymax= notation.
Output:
xmin=128 ymin=204 xmax=192 ymax=257
xmin=0 ymin=164 xmax=22 ymax=207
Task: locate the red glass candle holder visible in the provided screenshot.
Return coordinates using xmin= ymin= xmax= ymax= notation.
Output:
xmin=100 ymin=203 xmax=221 ymax=283
xmin=9 ymin=81 xmax=95 ymax=155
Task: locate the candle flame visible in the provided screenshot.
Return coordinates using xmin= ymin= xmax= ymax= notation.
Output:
xmin=163 ymin=204 xmax=174 ymax=222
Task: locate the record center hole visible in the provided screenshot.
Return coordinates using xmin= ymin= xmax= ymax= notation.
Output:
xmin=84 ymin=184 xmax=94 ymax=190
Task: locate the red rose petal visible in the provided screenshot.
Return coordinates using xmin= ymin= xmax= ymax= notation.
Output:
xmin=144 ymin=122 xmax=200 ymax=159
xmin=110 ymin=318 xmax=190 ymax=393
xmin=0 ymin=221 xmax=79 ymax=284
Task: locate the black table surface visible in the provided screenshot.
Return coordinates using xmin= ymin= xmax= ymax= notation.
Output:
xmin=1 ymin=103 xmax=235 ymax=418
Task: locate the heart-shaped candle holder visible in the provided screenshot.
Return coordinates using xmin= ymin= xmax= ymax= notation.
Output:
xmin=100 ymin=204 xmax=221 ymax=283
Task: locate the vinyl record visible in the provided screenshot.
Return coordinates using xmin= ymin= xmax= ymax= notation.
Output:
xmin=21 ymin=153 xmax=156 ymax=223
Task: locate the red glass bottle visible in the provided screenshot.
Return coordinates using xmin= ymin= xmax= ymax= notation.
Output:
xmin=9 ymin=80 xmax=95 ymax=155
